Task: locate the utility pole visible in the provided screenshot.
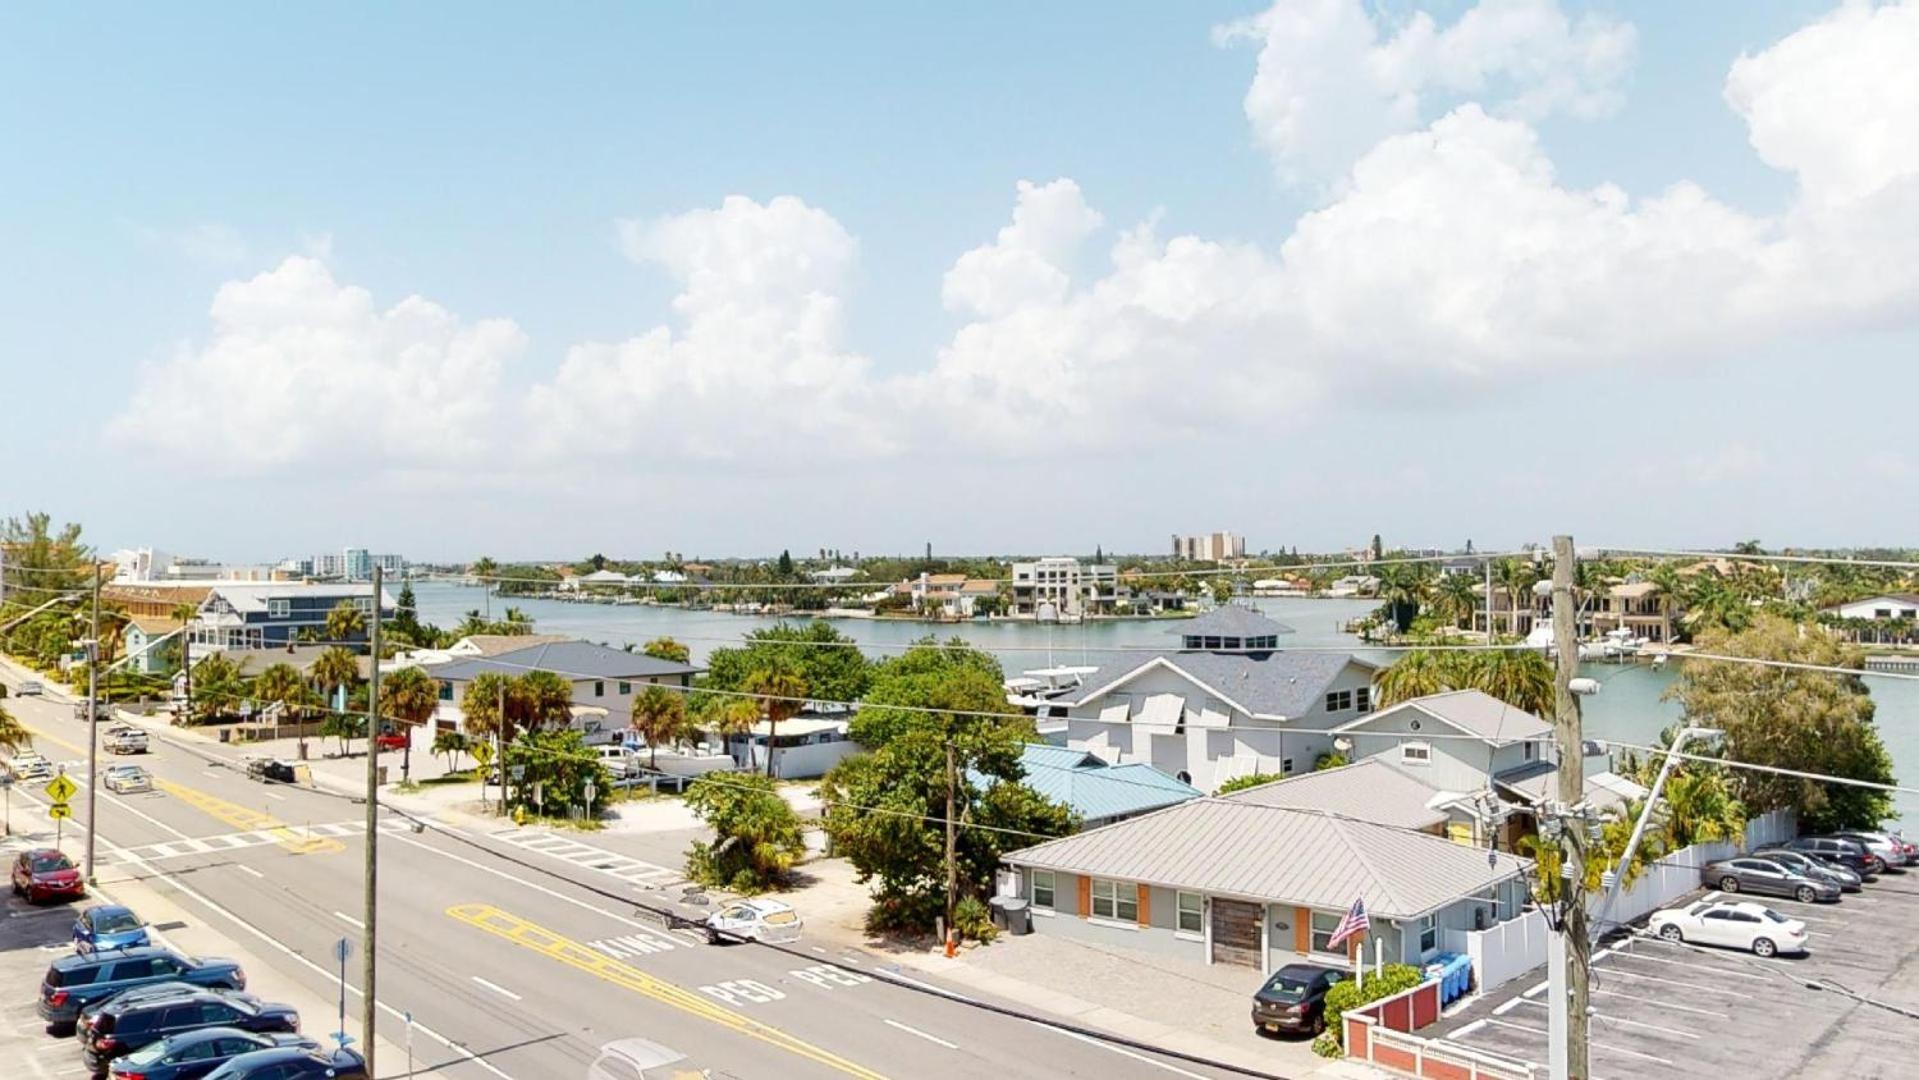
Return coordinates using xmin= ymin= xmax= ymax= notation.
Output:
xmin=361 ymin=566 xmax=382 ymax=1076
xmin=1549 ymin=535 xmax=1590 ymax=1080
xmin=84 ymin=564 xmax=101 ymax=882
xmin=944 ymin=737 xmax=958 ymax=930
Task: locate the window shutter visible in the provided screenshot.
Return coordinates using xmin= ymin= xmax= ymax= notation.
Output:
xmin=1077 ymin=876 xmax=1091 ymax=919
xmin=1136 ymin=884 xmax=1150 ymax=927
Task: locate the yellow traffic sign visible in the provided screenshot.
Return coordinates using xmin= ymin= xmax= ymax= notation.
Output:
xmin=45 ymin=774 xmax=78 ymax=802
xmin=48 ymin=802 xmax=73 ymax=820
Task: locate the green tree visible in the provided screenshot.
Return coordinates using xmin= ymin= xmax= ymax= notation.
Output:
xmin=504 ymin=728 xmax=611 ymax=817
xmin=188 ymin=653 xmax=246 ymax=723
xmin=432 ymin=728 xmax=470 ymax=772
xmin=777 ymin=549 xmax=795 ymax=578
xmin=379 ymin=665 xmax=441 ymax=782
xmin=1434 ymin=572 xmax=1479 ymax=629
xmin=684 ymin=773 xmax=807 ymax=893
xmin=254 ymin=662 xmax=316 ymax=759
xmin=310 ymin=646 xmax=360 ymax=720
xmin=701 ymin=622 xmax=870 ymax=702
xmin=321 ymin=711 xmax=366 ymax=756
xmin=515 ymin=670 xmax=576 ymax=733
xmin=0 ymin=512 xmax=91 ymax=596
xmin=461 ymin=670 xmax=513 ymax=741
xmin=325 ymin=600 xmax=367 ymax=650
xmin=0 ymin=702 xmax=30 ymax=754
xmin=1493 ymin=558 xmax=1538 ymax=636
xmin=642 ymin=637 xmax=691 ymax=664
xmin=390 ymin=582 xmax=426 ymax=644
xmin=741 ymin=658 xmax=808 ymax=777
xmin=630 ymin=684 xmax=688 ymax=769
xmin=1374 ymin=648 xmax=1553 ymax=714
xmin=1661 ymin=767 xmax=1748 ymax=849
xmin=470 ymin=556 xmax=498 ymax=619
xmin=1374 ymin=649 xmax=1452 ymax=706
xmin=848 ymin=637 xmax=1007 ymax=749
xmin=1666 ymin=615 xmax=1895 ymax=831
xmin=1216 ymin=773 xmax=1280 ymax=795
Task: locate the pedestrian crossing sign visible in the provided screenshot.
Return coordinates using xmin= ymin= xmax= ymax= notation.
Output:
xmin=45 ymin=774 xmax=78 ymax=803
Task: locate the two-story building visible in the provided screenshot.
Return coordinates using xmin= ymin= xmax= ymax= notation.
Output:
xmin=1591 ymin=580 xmax=1677 ymax=643
xmin=1012 ymin=558 xmax=1120 ymax=620
xmin=1060 ymin=606 xmax=1379 ymax=791
xmin=187 ymin=582 xmax=395 ymax=651
xmin=426 ymin=639 xmax=702 ymax=746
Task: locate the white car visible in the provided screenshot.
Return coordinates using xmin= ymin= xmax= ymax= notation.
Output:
xmin=1649 ymin=899 xmax=1808 ymax=957
xmin=106 ymin=727 xmax=149 ymax=754
xmin=103 ymin=764 xmax=153 ymax=794
xmin=704 ymin=898 xmax=803 ymax=945
xmin=7 ymin=753 xmax=53 ymax=781
xmin=595 ymin=745 xmax=639 ymax=778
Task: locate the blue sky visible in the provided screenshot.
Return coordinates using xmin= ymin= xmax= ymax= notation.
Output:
xmin=4 ymin=1 xmax=1915 ymax=562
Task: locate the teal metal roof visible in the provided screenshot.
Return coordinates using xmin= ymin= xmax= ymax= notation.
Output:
xmin=977 ymin=744 xmax=1201 ymax=823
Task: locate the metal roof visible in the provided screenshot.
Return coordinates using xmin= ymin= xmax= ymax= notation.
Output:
xmin=972 ymin=744 xmax=1199 ymax=823
xmin=1167 ymin=604 xmax=1296 ymax=640
xmin=1072 ymin=650 xmax=1375 ymax=719
xmin=1004 ymin=799 xmax=1529 ymax=920
xmin=1222 ymin=759 xmax=1451 ymax=831
xmin=429 ymin=639 xmax=701 ymax=682
xmin=1337 ymin=689 xmax=1551 ymax=746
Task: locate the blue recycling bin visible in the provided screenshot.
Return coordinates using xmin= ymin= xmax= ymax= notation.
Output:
xmin=1423 ymin=952 xmax=1473 ymax=1005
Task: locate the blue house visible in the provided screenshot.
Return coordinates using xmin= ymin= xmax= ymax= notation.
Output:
xmin=189 ymin=582 xmax=395 ymax=651
xmin=975 ymin=743 xmax=1201 ymax=827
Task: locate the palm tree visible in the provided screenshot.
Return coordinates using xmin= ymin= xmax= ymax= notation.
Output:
xmin=515 ymin=671 xmax=575 ymax=734
xmin=497 ymin=607 xmax=534 ymax=635
xmin=1434 ymin=573 xmax=1478 ymax=630
xmin=471 ymin=556 xmax=498 ymax=619
xmin=0 ymin=702 xmax=31 ymax=755
xmin=325 ymin=600 xmax=367 ymax=650
xmin=379 ymin=665 xmax=442 ymax=782
xmin=1661 ymin=768 xmax=1747 ymax=849
xmin=642 ymin=637 xmax=690 ymax=664
xmin=630 ymin=685 xmax=687 ymax=769
xmin=1374 ymin=649 xmax=1457 ymax=707
xmin=741 ymin=658 xmax=808 ymax=778
xmin=1467 ymin=650 xmax=1554 ymax=715
xmin=461 ymin=671 xmax=513 ymax=742
xmin=1493 ymin=558 xmax=1538 ymax=637
xmin=254 ymin=662 xmax=313 ymax=759
xmin=188 ymin=653 xmax=247 ymax=723
xmin=310 ymin=646 xmax=360 ymax=723
xmin=432 ymin=728 xmax=470 ymax=772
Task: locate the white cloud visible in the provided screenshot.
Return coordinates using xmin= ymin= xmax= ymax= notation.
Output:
xmin=941 ymin=179 xmax=1105 ymax=318
xmin=1216 ymin=0 xmax=1635 ymax=185
xmin=110 ymin=256 xmax=525 ymax=472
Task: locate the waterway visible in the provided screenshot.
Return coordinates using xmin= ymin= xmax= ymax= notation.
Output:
xmin=409 ymin=580 xmax=1917 ymax=820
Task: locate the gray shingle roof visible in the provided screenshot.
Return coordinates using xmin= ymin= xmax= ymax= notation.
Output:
xmin=1004 ymin=799 xmax=1528 ymax=919
xmin=1340 ymin=689 xmax=1551 ymax=746
xmin=1073 ymin=650 xmax=1375 ymax=719
xmin=429 ymin=639 xmax=701 ymax=682
xmin=1168 ymin=604 xmax=1296 ymax=640
xmin=1223 ymin=758 xmax=1451 ymax=831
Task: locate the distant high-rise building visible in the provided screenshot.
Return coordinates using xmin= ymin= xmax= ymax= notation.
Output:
xmin=312 ymin=552 xmax=343 ymax=578
xmin=342 ymin=547 xmax=373 ymax=581
xmin=373 ymin=553 xmax=405 ymax=576
xmin=1172 ymin=532 xmax=1246 ymax=562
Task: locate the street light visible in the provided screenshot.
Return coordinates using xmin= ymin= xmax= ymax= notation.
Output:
xmin=1589 ymin=725 xmax=1723 ymax=943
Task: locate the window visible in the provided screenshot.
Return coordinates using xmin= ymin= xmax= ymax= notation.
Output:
xmin=1418 ymin=913 xmax=1439 ymax=954
xmin=1177 ymin=892 xmax=1203 ymax=935
xmin=267 ymin=598 xmax=290 ymax=618
xmin=619 ymin=681 xmax=632 ymax=695
xmin=1282 ymin=758 xmax=1294 ymax=774
xmin=1355 ymin=686 xmax=1372 ymax=713
xmin=1524 ymin=741 xmax=1536 ymax=760
xmin=1401 ymin=741 xmax=1433 ymax=765
xmin=1032 ymin=870 xmax=1056 ymax=910
xmin=438 ymin=682 xmax=453 ymax=701
xmin=353 ymin=597 xmax=373 ymax=615
xmin=594 ymin=681 xmax=605 ymax=697
xmin=1090 ymin=879 xmax=1138 ymax=922
xmin=1325 ymin=690 xmax=1353 ymax=712
xmin=1311 ymin=910 xmax=1344 ymax=954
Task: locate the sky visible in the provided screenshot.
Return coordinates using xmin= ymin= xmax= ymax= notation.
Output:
xmin=4 ymin=0 xmax=1917 ymax=563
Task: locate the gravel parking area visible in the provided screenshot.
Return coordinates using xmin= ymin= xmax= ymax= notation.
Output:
xmin=1427 ymin=870 xmax=1919 ymax=1079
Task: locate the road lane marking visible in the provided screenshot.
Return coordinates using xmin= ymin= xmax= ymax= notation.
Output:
xmin=1482 ymin=1018 xmax=1675 ymax=1066
xmin=153 ymin=779 xmax=346 ymax=855
xmin=588 ymin=931 xmax=679 ymax=958
xmin=1591 ymin=988 xmax=1730 ymax=1018
xmin=1513 ymin=999 xmax=1696 ymax=1039
xmin=334 ymin=911 xmax=365 ymax=929
xmin=236 ymin=865 xmax=265 ymax=879
xmin=471 ymin=976 xmax=522 ymax=1001
xmin=1603 ymin=949 xmax=1771 ymax=981
xmin=447 ymin=903 xmax=887 ymax=1080
xmin=883 ymin=1019 xmax=958 ymax=1050
xmin=790 ymin=965 xmax=874 ymax=991
xmin=701 ymin=980 xmax=786 ymax=1005
xmin=1588 ymin=967 xmax=1756 ymax=999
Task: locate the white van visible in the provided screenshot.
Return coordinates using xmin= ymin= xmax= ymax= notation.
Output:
xmin=594 ymin=745 xmax=637 ymax=778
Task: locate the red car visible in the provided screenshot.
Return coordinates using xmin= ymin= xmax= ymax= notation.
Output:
xmin=374 ymin=725 xmax=409 ymax=752
xmin=11 ymin=848 xmax=85 ymax=903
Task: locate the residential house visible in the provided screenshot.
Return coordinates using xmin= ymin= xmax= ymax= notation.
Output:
xmin=957 ymin=579 xmax=1001 ymax=615
xmin=727 ymin=714 xmax=860 ymax=779
xmin=1221 ymin=758 xmax=1459 ymax=836
xmin=102 ymin=583 xmax=212 ymax=620
xmin=397 ymin=633 xmax=574 ymax=666
xmin=1826 ymin=593 xmax=1919 ymax=621
xmin=1591 ymin=580 xmax=1677 ymax=642
xmin=1002 ymin=800 xmax=1531 ymax=974
xmin=561 ymin=569 xmax=632 ymax=592
xmin=1061 ymin=606 xmax=1379 ymax=791
xmin=974 ymin=744 xmax=1201 ymax=828
xmin=908 ymin=573 xmax=968 ymax=614
xmin=808 ymin=566 xmax=861 ymax=583
xmin=121 ymin=614 xmax=185 ymax=675
xmin=189 ymin=582 xmax=395 ymax=651
xmin=1012 ymin=558 xmax=1120 ymax=619
xmin=426 ymin=639 xmax=702 ymax=746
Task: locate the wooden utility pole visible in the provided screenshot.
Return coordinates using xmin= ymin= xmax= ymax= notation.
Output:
xmin=83 ymin=564 xmax=101 ymax=882
xmin=1549 ymin=535 xmax=1590 ymax=1080
xmin=944 ymin=738 xmax=959 ymax=929
xmin=361 ymin=566 xmax=383 ymax=1075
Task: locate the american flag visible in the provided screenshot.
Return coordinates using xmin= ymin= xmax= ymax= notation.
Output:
xmin=1326 ymin=897 xmax=1370 ymax=949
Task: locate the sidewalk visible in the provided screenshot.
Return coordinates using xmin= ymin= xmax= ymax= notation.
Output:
xmin=788 ymin=858 xmax=1390 ymax=1079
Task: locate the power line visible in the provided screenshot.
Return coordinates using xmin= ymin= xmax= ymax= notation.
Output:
xmin=1592 ymin=547 xmax=1919 ymax=573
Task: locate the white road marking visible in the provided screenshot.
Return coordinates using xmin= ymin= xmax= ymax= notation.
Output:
xmin=884 ymin=1018 xmax=959 ymax=1049
xmin=470 ymin=976 xmax=522 ymax=1001
xmin=262 ymin=792 xmax=285 ymax=802
xmin=1608 ymin=949 xmax=1773 ymax=981
xmin=1492 ymin=997 xmax=1524 ymax=1016
xmin=1054 ymin=1027 xmax=1212 ymax=1079
xmin=1515 ymin=999 xmax=1696 ymax=1039
xmin=334 ymin=911 xmax=365 ymax=929
xmin=1452 ymin=1020 xmax=1489 ymax=1038
xmin=236 ymin=865 xmax=265 ymax=879
xmin=1482 ymin=1018 xmax=1676 ymax=1066
xmin=1591 ymin=988 xmax=1730 ymax=1018
xmin=1588 ymin=966 xmax=1756 ymax=999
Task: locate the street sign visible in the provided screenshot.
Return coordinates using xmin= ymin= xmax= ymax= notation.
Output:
xmin=45 ymin=773 xmax=77 ymax=803
xmin=48 ymin=803 xmax=72 ymax=819
xmin=332 ymin=937 xmax=352 ymax=963
xmin=0 ymin=773 xmax=13 ymax=788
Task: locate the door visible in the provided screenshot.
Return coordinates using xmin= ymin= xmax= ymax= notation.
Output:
xmin=1696 ymin=909 xmax=1736 ymax=947
xmin=1210 ymin=899 xmax=1262 ymax=968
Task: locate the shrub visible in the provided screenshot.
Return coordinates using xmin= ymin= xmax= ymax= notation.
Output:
xmin=863 ymin=891 xmax=943 ymax=936
xmin=1322 ymin=963 xmax=1425 ymax=1048
xmin=953 ymin=896 xmax=998 ymax=943
xmin=1216 ymin=773 xmax=1280 ymax=795
xmin=1313 ymin=752 xmax=1349 ymax=771
xmin=683 ymin=773 xmax=806 ymax=893
xmin=1310 ymin=1029 xmax=1343 ymax=1058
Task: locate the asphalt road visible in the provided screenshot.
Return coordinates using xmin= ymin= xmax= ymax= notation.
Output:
xmin=1 ymin=684 xmax=1253 ymax=1080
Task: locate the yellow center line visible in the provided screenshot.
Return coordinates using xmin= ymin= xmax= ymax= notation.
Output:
xmin=447 ymin=903 xmax=892 ymax=1080
xmin=17 ymin=714 xmax=341 ymax=855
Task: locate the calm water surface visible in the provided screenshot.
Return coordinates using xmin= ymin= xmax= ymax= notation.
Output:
xmin=411 ymin=581 xmax=1917 ymax=820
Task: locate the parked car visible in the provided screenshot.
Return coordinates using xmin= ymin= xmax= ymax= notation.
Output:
xmin=1778 ymin=836 xmax=1882 ymax=878
xmin=202 ymin=1046 xmax=367 ymax=1079
xmin=13 ymin=848 xmax=86 ymax=903
xmin=38 ymin=948 xmax=247 ymax=1029
xmin=19 ymin=679 xmax=46 ymax=696
xmin=78 ymin=982 xmax=261 ymax=1038
xmin=109 ymin=1028 xmax=318 ymax=1080
xmin=84 ymin=989 xmax=298 ymax=1074
xmin=104 ymin=765 xmax=154 ymax=795
xmin=242 ymin=758 xmax=295 ymax=785
xmin=1753 ymin=847 xmax=1862 ymax=892
xmin=107 ymin=728 xmax=151 ymax=755
xmin=1649 ymin=899 xmax=1808 ymax=957
xmin=76 ymin=700 xmax=111 ymax=722
xmin=704 ymin=899 xmax=803 ymax=944
xmin=595 ymin=745 xmax=638 ymax=778
xmin=10 ymin=751 xmax=55 ymax=781
xmin=1251 ymin=963 xmax=1345 ymax=1036
xmin=74 ymin=905 xmax=151 ymax=955
xmin=1701 ymin=856 xmax=1842 ymax=903
xmin=372 ymin=724 xmax=409 ymax=752
xmin=1829 ymin=831 xmax=1911 ymax=869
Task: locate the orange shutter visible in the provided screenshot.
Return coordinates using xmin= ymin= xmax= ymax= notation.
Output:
xmin=1294 ymin=906 xmax=1311 ymax=954
xmin=1077 ymin=876 xmax=1092 ymax=919
xmin=1137 ymin=884 xmax=1151 ymax=927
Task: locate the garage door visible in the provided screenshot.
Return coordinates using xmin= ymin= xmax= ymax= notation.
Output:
xmin=1210 ymin=899 xmax=1263 ymax=967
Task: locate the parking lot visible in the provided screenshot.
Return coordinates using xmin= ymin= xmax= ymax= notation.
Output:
xmin=1 ymin=838 xmax=91 ymax=1079
xmin=1428 ymin=870 xmax=1919 ymax=1079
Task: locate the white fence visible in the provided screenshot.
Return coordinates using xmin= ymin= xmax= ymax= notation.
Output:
xmin=1449 ymin=808 xmax=1797 ymax=993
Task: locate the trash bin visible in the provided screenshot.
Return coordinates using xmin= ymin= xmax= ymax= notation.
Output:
xmin=999 ymin=897 xmax=1031 ymax=936
xmin=988 ymin=896 xmax=1010 ymax=930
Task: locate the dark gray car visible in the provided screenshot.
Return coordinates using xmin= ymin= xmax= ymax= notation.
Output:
xmin=1703 ymin=856 xmax=1841 ymax=903
xmin=1753 ymin=847 xmax=1862 ymax=891
xmin=38 ymin=949 xmax=246 ymax=1030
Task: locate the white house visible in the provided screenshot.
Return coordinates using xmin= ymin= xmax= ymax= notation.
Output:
xmin=427 ymin=639 xmax=701 ymax=746
xmin=1011 ymin=557 xmax=1119 ymax=619
xmin=1825 ymin=593 xmax=1919 ymax=621
xmin=1060 ymin=606 xmax=1379 ymax=791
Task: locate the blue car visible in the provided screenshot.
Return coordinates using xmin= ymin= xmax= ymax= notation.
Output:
xmin=74 ymin=905 xmax=150 ymax=955
xmin=110 ymin=1027 xmax=317 ymax=1080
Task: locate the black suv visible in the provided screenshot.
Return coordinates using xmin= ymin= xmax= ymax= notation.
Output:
xmin=204 ymin=1046 xmax=368 ymax=1079
xmin=1252 ymin=963 xmax=1346 ymax=1036
xmin=84 ymin=989 xmax=297 ymax=1074
xmin=1779 ymin=836 xmax=1882 ymax=878
xmin=38 ymin=948 xmax=246 ymax=1030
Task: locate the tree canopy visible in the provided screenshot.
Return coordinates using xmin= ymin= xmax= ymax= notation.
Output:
xmin=684 ymin=773 xmax=807 ymax=893
xmin=1374 ymin=648 xmax=1554 ymax=715
xmin=701 ymin=621 xmax=870 ymax=703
